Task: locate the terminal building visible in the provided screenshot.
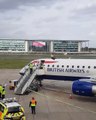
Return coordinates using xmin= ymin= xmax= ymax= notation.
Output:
xmin=0 ymin=39 xmax=89 ymax=52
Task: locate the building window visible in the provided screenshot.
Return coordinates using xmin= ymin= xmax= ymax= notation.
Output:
xmin=53 ymin=41 xmax=78 ymax=52
xmin=0 ymin=39 xmax=25 ymax=51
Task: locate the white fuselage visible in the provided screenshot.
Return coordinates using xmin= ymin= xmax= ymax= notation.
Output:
xmin=19 ymin=58 xmax=96 ymax=96
xmin=31 ymin=58 xmax=96 ymax=81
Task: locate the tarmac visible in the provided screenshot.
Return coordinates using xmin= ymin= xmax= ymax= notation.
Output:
xmin=0 ymin=69 xmax=96 ymax=120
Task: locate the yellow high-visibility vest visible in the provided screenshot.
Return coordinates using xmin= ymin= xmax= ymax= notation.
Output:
xmin=29 ymin=63 xmax=33 ymax=69
xmin=31 ymin=100 xmax=36 ymax=106
xmin=2 ymin=89 xmax=5 ymax=95
xmin=0 ymin=86 xmax=3 ymax=93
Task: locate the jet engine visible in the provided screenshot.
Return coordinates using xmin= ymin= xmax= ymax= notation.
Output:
xmin=72 ymin=80 xmax=96 ymax=96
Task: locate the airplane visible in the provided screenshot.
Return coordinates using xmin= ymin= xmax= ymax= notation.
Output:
xmin=19 ymin=58 xmax=96 ymax=97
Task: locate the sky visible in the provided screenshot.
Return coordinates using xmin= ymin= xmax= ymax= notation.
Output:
xmin=0 ymin=0 xmax=96 ymax=47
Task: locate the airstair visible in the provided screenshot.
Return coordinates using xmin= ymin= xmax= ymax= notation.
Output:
xmin=14 ymin=68 xmax=45 ymax=95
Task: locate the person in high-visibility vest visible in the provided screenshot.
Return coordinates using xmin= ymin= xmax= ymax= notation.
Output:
xmin=0 ymin=85 xmax=3 ymax=99
xmin=29 ymin=97 xmax=37 ymax=114
xmin=0 ymin=111 xmax=3 ymax=120
xmin=29 ymin=63 xmax=34 ymax=74
xmin=1 ymin=86 xmax=5 ymax=99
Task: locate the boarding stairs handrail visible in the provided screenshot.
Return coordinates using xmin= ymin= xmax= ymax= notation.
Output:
xmin=14 ymin=69 xmax=31 ymax=94
xmin=21 ymin=68 xmax=45 ymax=94
xmin=21 ymin=69 xmax=38 ymax=94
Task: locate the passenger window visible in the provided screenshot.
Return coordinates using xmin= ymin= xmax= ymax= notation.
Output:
xmin=82 ymin=66 xmax=85 ymax=68
xmin=52 ymin=65 xmax=54 ymax=67
xmin=72 ymin=65 xmax=74 ymax=68
xmin=67 ymin=65 xmax=69 ymax=68
xmin=88 ymin=66 xmax=90 ymax=69
xmin=62 ymin=65 xmax=64 ymax=67
xmin=57 ymin=65 xmax=59 ymax=67
xmin=77 ymin=66 xmax=79 ymax=68
xmin=94 ymin=66 xmax=96 ymax=69
xmin=48 ymin=65 xmax=50 ymax=67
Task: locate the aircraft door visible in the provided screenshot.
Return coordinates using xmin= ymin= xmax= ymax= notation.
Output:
xmin=39 ymin=60 xmax=45 ymax=69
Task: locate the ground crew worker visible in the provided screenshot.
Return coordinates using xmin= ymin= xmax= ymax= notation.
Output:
xmin=29 ymin=63 xmax=34 ymax=74
xmin=1 ymin=86 xmax=5 ymax=99
xmin=0 ymin=111 xmax=3 ymax=120
xmin=0 ymin=85 xmax=3 ymax=99
xmin=29 ymin=97 xmax=37 ymax=114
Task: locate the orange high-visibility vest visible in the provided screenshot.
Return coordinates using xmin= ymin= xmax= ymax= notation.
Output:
xmin=0 ymin=111 xmax=3 ymax=120
xmin=31 ymin=100 xmax=36 ymax=106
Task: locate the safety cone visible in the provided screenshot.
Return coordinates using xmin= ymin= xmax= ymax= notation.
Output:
xmin=69 ymin=94 xmax=72 ymax=99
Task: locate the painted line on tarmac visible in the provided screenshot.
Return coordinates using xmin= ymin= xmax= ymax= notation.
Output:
xmin=42 ymin=86 xmax=71 ymax=94
xmin=55 ymin=99 xmax=96 ymax=114
xmin=31 ymin=90 xmax=96 ymax=114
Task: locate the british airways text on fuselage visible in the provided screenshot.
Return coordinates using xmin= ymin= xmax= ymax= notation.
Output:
xmin=47 ymin=68 xmax=88 ymax=73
